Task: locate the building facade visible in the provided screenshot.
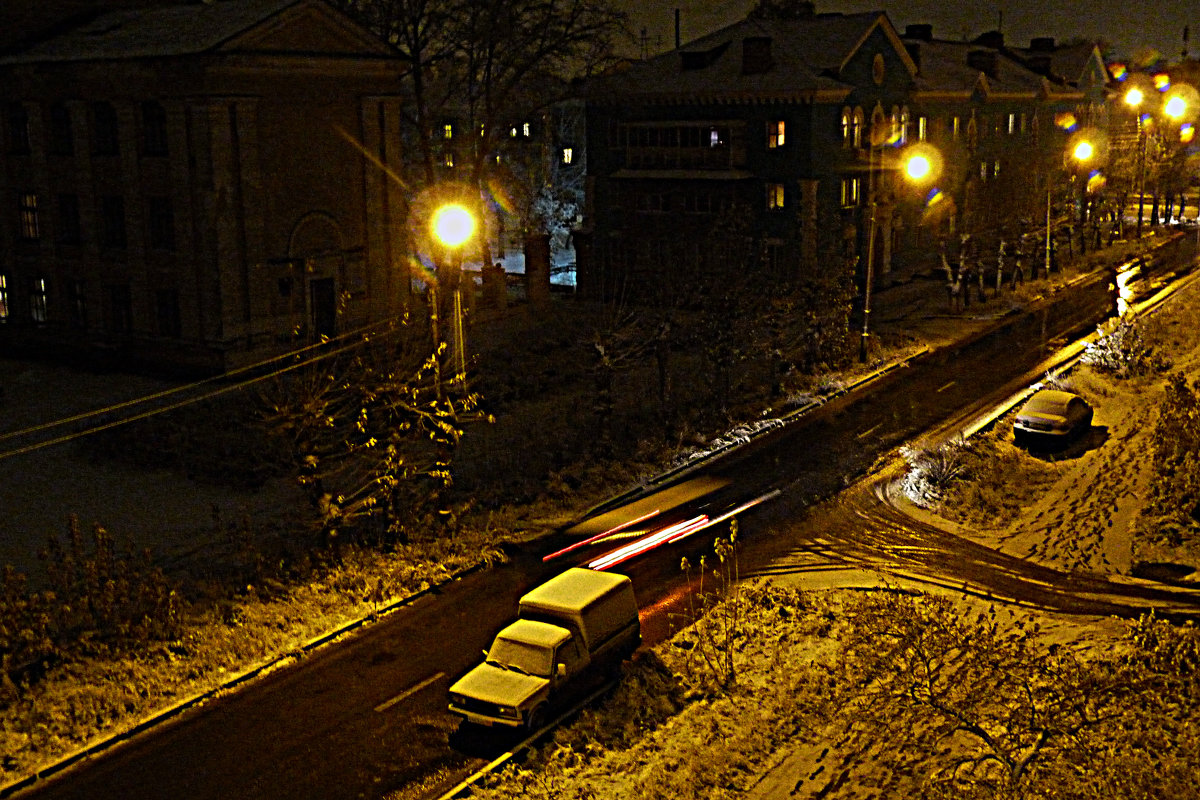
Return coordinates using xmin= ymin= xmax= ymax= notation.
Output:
xmin=575 ymin=7 xmax=1109 ymax=302
xmin=0 ymin=0 xmax=408 ymax=374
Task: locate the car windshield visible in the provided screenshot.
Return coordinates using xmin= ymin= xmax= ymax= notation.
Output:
xmin=487 ymin=637 xmax=553 ymax=677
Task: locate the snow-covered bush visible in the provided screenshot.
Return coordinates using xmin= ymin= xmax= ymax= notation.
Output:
xmin=900 ymin=436 xmax=971 ymax=507
xmin=1080 ymin=316 xmax=1166 ymax=378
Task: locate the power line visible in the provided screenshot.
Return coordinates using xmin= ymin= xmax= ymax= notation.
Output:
xmin=0 ymin=316 xmax=415 ymax=461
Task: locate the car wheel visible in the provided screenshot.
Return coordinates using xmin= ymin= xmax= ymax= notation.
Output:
xmin=527 ymin=704 xmax=547 ymax=731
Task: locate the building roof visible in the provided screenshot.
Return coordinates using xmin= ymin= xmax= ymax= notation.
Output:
xmin=586 ymin=11 xmax=913 ymax=104
xmin=904 ymin=37 xmax=1054 ymax=97
xmin=0 ymin=0 xmax=392 ymax=65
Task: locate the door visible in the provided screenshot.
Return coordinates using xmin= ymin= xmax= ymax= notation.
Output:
xmin=310 ymin=277 xmax=335 ymax=340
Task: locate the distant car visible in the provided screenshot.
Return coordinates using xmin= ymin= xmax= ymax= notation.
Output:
xmin=1013 ymin=389 xmax=1094 ymax=445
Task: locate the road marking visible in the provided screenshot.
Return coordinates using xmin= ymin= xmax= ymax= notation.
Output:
xmin=936 ymin=381 xmax=956 ymax=393
xmin=374 ymin=671 xmax=445 ymax=713
xmin=856 ymin=423 xmax=881 ymax=439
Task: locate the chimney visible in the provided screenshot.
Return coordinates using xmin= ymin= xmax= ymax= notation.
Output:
xmin=967 ymin=49 xmax=998 ymax=77
xmin=974 ymin=30 xmax=1004 ymax=49
xmin=742 ymin=36 xmax=773 ymax=74
xmin=904 ymin=24 xmax=933 ymax=41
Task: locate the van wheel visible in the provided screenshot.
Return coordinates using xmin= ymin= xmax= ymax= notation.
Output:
xmin=527 ymin=705 xmax=547 ymax=731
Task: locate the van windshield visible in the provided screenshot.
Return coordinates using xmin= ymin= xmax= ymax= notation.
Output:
xmin=488 ymin=637 xmax=553 ymax=677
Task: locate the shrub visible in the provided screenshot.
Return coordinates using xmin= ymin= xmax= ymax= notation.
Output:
xmin=1080 ymin=316 xmax=1167 ymax=378
xmin=1148 ymin=372 xmax=1200 ymax=541
xmin=900 ymin=436 xmax=971 ymax=506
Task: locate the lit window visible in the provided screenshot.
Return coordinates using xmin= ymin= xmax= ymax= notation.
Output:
xmin=1007 ymin=113 xmax=1016 ymax=134
xmin=840 ymin=177 xmax=860 ymax=207
xmin=510 ymin=126 xmax=518 ymax=138
xmin=710 ymin=128 xmax=721 ymax=147
xmin=443 ymin=123 xmax=453 ymax=139
xmin=767 ymin=120 xmax=785 ymax=148
xmin=31 ymin=277 xmax=47 ymax=323
xmin=443 ymin=151 xmax=454 ymax=167
xmin=853 ymin=109 xmax=864 ymax=147
xmin=899 ymin=108 xmax=910 ymax=144
xmin=918 ymin=116 xmax=927 ymax=141
xmin=562 ymin=147 xmax=573 ymax=164
xmin=952 ymin=116 xmax=961 ymax=140
xmin=523 ymin=122 xmax=531 ymax=137
xmin=19 ymin=193 xmax=39 ymax=241
xmin=766 ymin=182 xmax=785 ymax=210
xmin=993 ymin=160 xmax=1001 ymax=177
xmin=0 ymin=274 xmax=8 ymax=320
xmin=980 ymin=161 xmax=988 ymax=180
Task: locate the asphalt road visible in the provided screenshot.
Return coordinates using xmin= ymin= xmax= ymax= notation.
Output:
xmin=15 ymin=254 xmax=1200 ymax=800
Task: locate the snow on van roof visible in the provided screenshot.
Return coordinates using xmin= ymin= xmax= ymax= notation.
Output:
xmin=497 ymin=619 xmax=572 ymax=648
xmin=520 ymin=568 xmax=630 ymax=611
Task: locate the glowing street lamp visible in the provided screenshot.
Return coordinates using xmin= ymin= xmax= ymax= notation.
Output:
xmin=860 ymin=145 xmax=940 ymax=362
xmin=430 ymin=202 xmax=477 ymax=389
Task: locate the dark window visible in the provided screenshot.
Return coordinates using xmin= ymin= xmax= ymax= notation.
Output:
xmin=91 ymin=102 xmax=119 ymax=156
xmin=19 ymin=193 xmax=40 ymax=241
xmin=155 ymin=288 xmax=181 ymax=337
xmin=30 ymin=277 xmax=48 ymax=323
xmin=147 ymin=196 xmax=175 ymax=250
xmin=48 ymin=103 xmax=74 ymax=156
xmin=68 ymin=280 xmax=87 ymax=328
xmin=107 ymin=283 xmax=132 ymax=333
xmin=141 ymin=101 xmax=168 ymax=156
xmin=6 ymin=103 xmax=30 ymax=154
xmin=58 ymin=194 xmax=81 ymax=245
xmin=99 ymin=195 xmax=127 ymax=248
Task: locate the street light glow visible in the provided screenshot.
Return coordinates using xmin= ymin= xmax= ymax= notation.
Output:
xmin=1073 ymin=140 xmax=1094 ymax=162
xmin=1124 ymin=87 xmax=1144 ymax=108
xmin=905 ymin=153 xmax=932 ymax=181
xmin=1165 ymin=95 xmax=1188 ymax=119
xmin=432 ymin=203 xmax=475 ymax=248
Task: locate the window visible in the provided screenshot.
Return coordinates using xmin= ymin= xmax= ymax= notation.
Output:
xmin=107 ymin=283 xmax=132 ymax=333
xmin=1007 ymin=113 xmax=1016 ymax=135
xmin=155 ymin=289 xmax=181 ymax=338
xmin=767 ymin=119 xmax=785 ymax=148
xmin=0 ymin=274 xmax=8 ymax=320
xmin=766 ymin=182 xmax=785 ymax=210
xmin=853 ymin=109 xmax=864 ymax=147
xmin=68 ymin=280 xmax=87 ymax=328
xmin=980 ymin=161 xmax=988 ymax=180
xmin=1019 ymin=112 xmax=1028 ymax=133
xmin=841 ymin=177 xmax=860 ymax=207
xmin=918 ymin=115 xmax=928 ymax=141
xmin=442 ymin=151 xmax=454 ymax=167
xmin=841 ymin=109 xmax=851 ymax=146
xmin=91 ymin=102 xmax=119 ymax=156
xmin=951 ymin=116 xmax=961 ymax=140
xmin=19 ymin=193 xmax=40 ymax=241
xmin=99 ymin=195 xmax=127 ymax=248
xmin=443 ymin=123 xmax=453 ymax=139
xmin=523 ymin=122 xmax=531 ymax=138
xmin=899 ymin=108 xmax=910 ymax=144
xmin=562 ymin=147 xmax=573 ymax=164
xmin=147 ymin=197 xmax=175 ymax=251
xmin=6 ymin=103 xmax=30 ymax=154
xmin=49 ymin=103 xmax=74 ymax=156
xmin=30 ymin=277 xmax=48 ymax=323
xmin=141 ymin=101 xmax=168 ymax=156
xmin=635 ymin=192 xmax=667 ymax=213
xmin=58 ymin=194 xmax=81 ymax=245
xmin=993 ymin=160 xmax=1001 ymax=178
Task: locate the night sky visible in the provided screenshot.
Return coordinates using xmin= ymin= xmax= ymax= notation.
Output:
xmin=619 ymin=0 xmax=1196 ymax=63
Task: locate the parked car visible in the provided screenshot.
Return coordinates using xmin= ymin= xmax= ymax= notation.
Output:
xmin=1013 ymin=389 xmax=1094 ymax=446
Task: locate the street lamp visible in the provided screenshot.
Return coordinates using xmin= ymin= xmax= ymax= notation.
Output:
xmin=1124 ymin=85 xmax=1148 ymax=238
xmin=859 ymin=143 xmax=941 ymax=362
xmin=430 ymin=202 xmax=476 ymax=388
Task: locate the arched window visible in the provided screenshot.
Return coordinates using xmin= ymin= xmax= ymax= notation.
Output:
xmin=841 ymin=107 xmax=852 ymax=147
xmin=900 ymin=107 xmax=910 ymax=144
xmin=853 ymin=107 xmax=864 ymax=148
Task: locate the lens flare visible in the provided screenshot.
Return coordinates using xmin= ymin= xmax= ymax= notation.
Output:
xmin=1181 ymin=124 xmax=1195 ymax=143
xmin=1154 ymin=73 xmax=1171 ymax=91
xmin=1055 ymin=112 xmax=1077 ymax=131
xmin=1110 ymin=63 xmax=1128 ymax=80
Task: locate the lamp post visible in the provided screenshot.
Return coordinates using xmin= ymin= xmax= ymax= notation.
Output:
xmin=431 ymin=202 xmax=476 ymax=390
xmin=859 ymin=146 xmax=937 ymax=362
xmin=1125 ymin=87 xmax=1148 ymax=238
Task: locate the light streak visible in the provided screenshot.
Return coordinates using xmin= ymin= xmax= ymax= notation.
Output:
xmin=542 ymin=508 xmax=662 ymax=562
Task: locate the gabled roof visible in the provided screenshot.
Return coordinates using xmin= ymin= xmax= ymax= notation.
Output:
xmin=904 ymin=36 xmax=1066 ymax=98
xmin=0 ymin=0 xmax=394 ymax=65
xmin=587 ymin=11 xmax=914 ymax=104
